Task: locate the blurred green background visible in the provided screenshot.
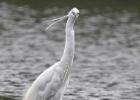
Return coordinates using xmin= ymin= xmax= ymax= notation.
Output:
xmin=1 ymin=0 xmax=140 ymax=12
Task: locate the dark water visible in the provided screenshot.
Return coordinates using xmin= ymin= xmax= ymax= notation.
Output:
xmin=0 ymin=1 xmax=140 ymax=100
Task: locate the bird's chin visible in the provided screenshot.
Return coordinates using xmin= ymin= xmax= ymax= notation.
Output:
xmin=76 ymin=14 xmax=79 ymax=18
xmin=67 ymin=14 xmax=78 ymax=23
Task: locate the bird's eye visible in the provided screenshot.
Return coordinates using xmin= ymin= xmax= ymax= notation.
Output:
xmin=72 ymin=11 xmax=75 ymax=15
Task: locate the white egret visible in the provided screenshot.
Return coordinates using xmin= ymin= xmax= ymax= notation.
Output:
xmin=23 ymin=8 xmax=79 ymax=100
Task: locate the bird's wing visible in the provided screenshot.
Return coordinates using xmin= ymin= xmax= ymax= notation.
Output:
xmin=31 ymin=62 xmax=64 ymax=100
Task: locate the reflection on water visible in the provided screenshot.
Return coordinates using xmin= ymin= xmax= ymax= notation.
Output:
xmin=0 ymin=2 xmax=140 ymax=100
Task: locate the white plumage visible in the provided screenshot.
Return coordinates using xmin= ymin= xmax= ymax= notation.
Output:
xmin=23 ymin=8 xmax=79 ymax=100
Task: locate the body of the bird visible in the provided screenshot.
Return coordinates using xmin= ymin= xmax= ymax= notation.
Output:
xmin=23 ymin=62 xmax=71 ymax=100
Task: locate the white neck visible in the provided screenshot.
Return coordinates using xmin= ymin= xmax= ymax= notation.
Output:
xmin=60 ymin=17 xmax=75 ymax=68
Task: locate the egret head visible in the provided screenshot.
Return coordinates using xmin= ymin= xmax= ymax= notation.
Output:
xmin=67 ymin=8 xmax=79 ymax=19
xmin=45 ymin=8 xmax=79 ymax=31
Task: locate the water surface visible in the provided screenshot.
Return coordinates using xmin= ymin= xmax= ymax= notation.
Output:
xmin=0 ymin=1 xmax=140 ymax=100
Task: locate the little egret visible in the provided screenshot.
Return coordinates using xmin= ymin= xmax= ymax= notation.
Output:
xmin=23 ymin=8 xmax=79 ymax=100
